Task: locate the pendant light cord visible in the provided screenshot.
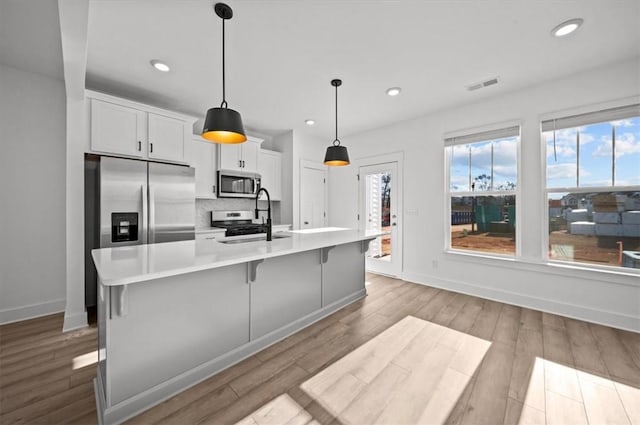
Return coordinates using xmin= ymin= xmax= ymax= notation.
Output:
xmin=334 ymin=83 xmax=340 ymax=146
xmin=220 ymin=17 xmax=227 ymax=109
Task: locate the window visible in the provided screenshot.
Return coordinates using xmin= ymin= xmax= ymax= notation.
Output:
xmin=446 ymin=125 xmax=519 ymax=256
xmin=543 ymin=104 xmax=640 ymax=270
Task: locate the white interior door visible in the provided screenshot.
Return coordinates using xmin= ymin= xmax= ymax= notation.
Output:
xmin=300 ymin=164 xmax=327 ymax=229
xmin=359 ymin=161 xmax=402 ymax=277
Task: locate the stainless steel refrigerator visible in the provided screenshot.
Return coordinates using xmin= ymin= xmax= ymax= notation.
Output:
xmin=84 ymin=155 xmax=195 ymax=307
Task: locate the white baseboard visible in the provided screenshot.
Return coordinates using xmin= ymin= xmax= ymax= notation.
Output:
xmin=401 ymin=271 xmax=640 ymax=333
xmin=0 ymin=299 xmax=66 ymax=325
xmin=63 ymin=311 xmax=88 ymax=332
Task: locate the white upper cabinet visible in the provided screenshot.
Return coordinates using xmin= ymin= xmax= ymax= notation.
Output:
xmin=87 ymin=91 xmax=194 ymax=164
xmin=218 ymin=144 xmax=241 ymax=171
xmin=217 ymin=136 xmax=263 ymax=173
xmin=240 ymin=139 xmax=260 ymax=172
xmin=258 ymin=149 xmax=282 ymax=201
xmin=90 ymin=99 xmax=145 ymax=158
xmin=188 ymin=135 xmax=217 ymax=199
xmin=148 ymin=113 xmax=185 ymax=162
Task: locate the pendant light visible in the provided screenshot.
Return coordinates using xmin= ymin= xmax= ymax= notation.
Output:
xmin=202 ymin=3 xmax=247 ymax=144
xmin=324 ymin=79 xmax=350 ymax=166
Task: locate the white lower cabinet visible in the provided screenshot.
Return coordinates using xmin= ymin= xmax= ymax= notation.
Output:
xmin=188 ymin=135 xmax=218 ymax=199
xmin=195 ymin=233 xmax=223 ymax=241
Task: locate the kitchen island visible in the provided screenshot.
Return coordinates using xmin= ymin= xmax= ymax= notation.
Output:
xmin=92 ymin=228 xmax=379 ymax=424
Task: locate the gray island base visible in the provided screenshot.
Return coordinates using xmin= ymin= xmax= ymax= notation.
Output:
xmin=92 ymin=230 xmax=378 ymax=424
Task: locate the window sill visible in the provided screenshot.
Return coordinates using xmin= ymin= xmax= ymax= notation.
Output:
xmin=444 ymin=249 xmax=640 ymax=287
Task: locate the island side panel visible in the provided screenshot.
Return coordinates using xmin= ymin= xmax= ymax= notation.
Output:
xmin=322 ymin=241 xmax=367 ymax=307
xmin=251 ymin=250 xmax=323 ymax=340
xmin=106 ymin=263 xmax=249 ymax=405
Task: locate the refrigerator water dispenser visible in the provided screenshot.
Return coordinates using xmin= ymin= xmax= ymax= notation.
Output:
xmin=111 ymin=212 xmax=139 ymax=243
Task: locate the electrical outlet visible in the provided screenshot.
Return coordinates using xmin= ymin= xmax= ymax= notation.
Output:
xmin=432 ymin=260 xmax=438 ymax=268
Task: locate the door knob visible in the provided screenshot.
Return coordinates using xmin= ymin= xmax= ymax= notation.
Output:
xmin=304 ymin=221 xmax=309 ymax=225
xmin=392 ymin=223 xmax=397 ymax=226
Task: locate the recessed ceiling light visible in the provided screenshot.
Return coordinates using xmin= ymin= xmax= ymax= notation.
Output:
xmin=551 ymin=18 xmax=583 ymax=37
xmin=305 ymin=119 xmax=315 ymax=126
xmin=150 ymin=59 xmax=170 ymax=72
xmin=386 ymin=87 xmax=401 ymax=96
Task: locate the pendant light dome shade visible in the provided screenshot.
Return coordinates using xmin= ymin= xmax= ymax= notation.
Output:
xmin=202 ymin=107 xmax=246 ymax=143
xmin=324 ymin=145 xmax=350 ymax=166
xmin=202 ymin=3 xmax=247 ymax=144
xmin=324 ymin=79 xmax=350 ymax=166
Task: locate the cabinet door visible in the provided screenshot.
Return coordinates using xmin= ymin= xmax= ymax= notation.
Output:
xmin=148 ymin=113 xmax=185 ymax=162
xmin=190 ymin=137 xmax=217 ymax=199
xmin=218 ymin=145 xmax=241 ymax=171
xmin=258 ymin=150 xmax=282 ymax=201
xmin=240 ymin=140 xmax=260 ymax=172
xmin=91 ymin=99 xmax=144 ymax=157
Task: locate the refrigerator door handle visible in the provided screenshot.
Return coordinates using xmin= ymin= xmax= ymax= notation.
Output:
xmin=148 ymin=185 xmax=155 ymax=244
xmin=141 ymin=184 xmax=148 ymax=244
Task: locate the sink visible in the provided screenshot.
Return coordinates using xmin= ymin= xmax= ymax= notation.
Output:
xmin=218 ymin=233 xmax=291 ymax=244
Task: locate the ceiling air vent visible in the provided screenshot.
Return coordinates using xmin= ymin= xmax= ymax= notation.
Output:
xmin=466 ymin=77 xmax=499 ymax=91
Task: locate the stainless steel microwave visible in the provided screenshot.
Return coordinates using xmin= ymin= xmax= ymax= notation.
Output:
xmin=217 ymin=170 xmax=261 ymax=198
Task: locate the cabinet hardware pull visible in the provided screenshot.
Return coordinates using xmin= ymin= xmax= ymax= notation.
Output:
xmin=150 ymin=142 xmax=153 ymax=153
xmin=138 ymin=141 xmax=141 ymax=151
xmin=212 ymin=185 xmax=216 ymax=194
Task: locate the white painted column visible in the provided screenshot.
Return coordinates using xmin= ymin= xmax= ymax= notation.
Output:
xmin=59 ymin=0 xmax=90 ymax=331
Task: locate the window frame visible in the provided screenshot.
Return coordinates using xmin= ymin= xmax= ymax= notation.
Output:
xmin=444 ymin=121 xmax=522 ymax=259
xmin=540 ymin=99 xmax=640 ymax=273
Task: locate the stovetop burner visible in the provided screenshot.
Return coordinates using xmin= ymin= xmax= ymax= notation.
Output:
xmin=210 ymin=210 xmax=265 ymax=237
xmin=220 ymin=223 xmax=265 ymax=236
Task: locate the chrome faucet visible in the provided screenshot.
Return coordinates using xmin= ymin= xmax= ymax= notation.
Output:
xmin=254 ymin=187 xmax=272 ymax=241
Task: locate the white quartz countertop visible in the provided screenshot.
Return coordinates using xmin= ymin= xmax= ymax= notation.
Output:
xmin=92 ymin=228 xmax=381 ymax=286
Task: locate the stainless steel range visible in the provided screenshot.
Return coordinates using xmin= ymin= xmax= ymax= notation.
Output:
xmin=210 ymin=210 xmax=265 ymax=237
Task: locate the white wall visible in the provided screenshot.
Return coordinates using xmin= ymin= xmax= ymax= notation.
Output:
xmin=293 ymin=132 xmax=329 ymax=229
xmin=273 ymin=131 xmax=294 ymax=226
xmin=0 ymin=64 xmax=67 ymax=323
xmin=274 ymin=130 xmax=327 ymax=229
xmin=329 ymin=58 xmax=640 ymax=332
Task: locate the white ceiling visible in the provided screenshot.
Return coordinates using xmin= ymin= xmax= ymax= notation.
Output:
xmin=84 ymin=0 xmax=638 ymax=139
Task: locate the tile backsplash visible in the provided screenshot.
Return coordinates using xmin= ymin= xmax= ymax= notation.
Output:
xmin=196 ymin=198 xmax=281 ymax=228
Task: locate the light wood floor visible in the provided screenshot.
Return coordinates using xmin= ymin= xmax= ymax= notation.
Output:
xmin=1 ymin=274 xmax=639 ymax=424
